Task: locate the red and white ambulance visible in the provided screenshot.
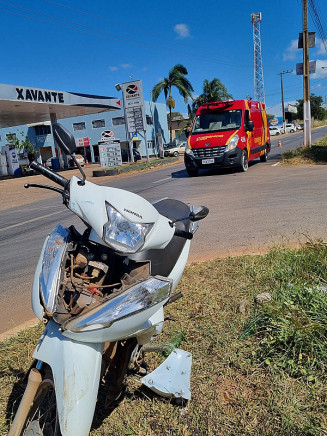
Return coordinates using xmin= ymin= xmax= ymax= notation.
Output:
xmin=184 ymin=99 xmax=271 ymax=176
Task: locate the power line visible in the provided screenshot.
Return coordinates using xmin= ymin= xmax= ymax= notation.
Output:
xmin=44 ymin=0 xmax=257 ymax=66
xmin=308 ymin=0 xmax=327 ymax=53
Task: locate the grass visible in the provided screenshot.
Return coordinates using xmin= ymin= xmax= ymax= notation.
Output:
xmin=282 ymin=136 xmax=327 ymax=165
xmin=98 ymin=156 xmax=179 ymax=173
xmin=2 ymin=243 xmax=327 ymax=435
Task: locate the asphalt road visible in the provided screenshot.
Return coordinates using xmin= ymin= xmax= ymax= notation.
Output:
xmin=1 ymin=127 xmax=327 ymax=335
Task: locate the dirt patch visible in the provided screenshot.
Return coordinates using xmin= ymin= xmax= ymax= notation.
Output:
xmin=0 ymin=158 xmax=181 ymax=211
xmin=0 ymin=317 xmax=39 ymax=342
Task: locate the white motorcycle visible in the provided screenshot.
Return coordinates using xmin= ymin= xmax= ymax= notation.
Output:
xmin=9 ymin=123 xmax=208 ymax=436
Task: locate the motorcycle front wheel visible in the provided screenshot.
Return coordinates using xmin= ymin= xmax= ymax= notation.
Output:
xmin=12 ymin=365 xmax=62 ymax=436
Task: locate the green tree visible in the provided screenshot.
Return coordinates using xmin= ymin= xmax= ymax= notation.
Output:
xmin=6 ymin=131 xmax=37 ymax=154
xmin=151 ymin=64 xmax=194 ymax=144
xmin=192 ymin=78 xmax=232 ymax=111
xmin=167 ymin=111 xmax=184 ymax=124
xmin=296 ymin=94 xmax=327 ymax=121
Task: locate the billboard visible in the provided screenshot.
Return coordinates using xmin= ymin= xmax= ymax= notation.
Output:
xmin=122 ymin=80 xmax=147 ymax=133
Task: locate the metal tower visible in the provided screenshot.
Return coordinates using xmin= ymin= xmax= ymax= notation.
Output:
xmin=251 ymin=13 xmax=265 ymax=104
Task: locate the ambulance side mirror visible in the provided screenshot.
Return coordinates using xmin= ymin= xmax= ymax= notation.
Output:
xmin=247 ymin=121 xmax=254 ymax=132
xmin=184 ymin=129 xmax=190 ymax=138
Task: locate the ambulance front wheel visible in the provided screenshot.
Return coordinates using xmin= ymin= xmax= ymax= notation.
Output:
xmin=260 ymin=147 xmax=268 ymax=162
xmin=240 ymin=149 xmax=248 ymax=172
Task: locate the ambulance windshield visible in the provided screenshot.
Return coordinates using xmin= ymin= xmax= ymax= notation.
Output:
xmin=191 ymin=109 xmax=242 ymax=134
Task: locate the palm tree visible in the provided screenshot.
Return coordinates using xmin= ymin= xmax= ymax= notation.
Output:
xmin=151 ymin=64 xmax=194 ymax=144
xmin=192 ymin=78 xmax=232 ymax=111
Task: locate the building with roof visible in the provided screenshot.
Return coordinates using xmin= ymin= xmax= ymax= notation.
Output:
xmin=0 ymin=83 xmax=169 ymax=171
xmin=266 ymin=101 xmax=298 ymax=127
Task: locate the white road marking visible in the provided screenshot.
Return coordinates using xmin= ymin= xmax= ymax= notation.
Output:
xmin=153 ymin=177 xmax=171 ymax=184
xmin=4 ymin=205 xmax=60 ymax=214
xmin=0 ymin=210 xmax=63 ymax=232
xmin=272 ymin=162 xmax=280 ymax=167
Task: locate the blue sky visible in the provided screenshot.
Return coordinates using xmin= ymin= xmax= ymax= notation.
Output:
xmin=0 ymin=0 xmax=327 ymax=115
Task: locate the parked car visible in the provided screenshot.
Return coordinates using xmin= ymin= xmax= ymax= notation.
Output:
xmin=164 ymin=142 xmax=186 ymax=157
xmin=121 ymin=148 xmax=141 ymax=162
xmin=269 ymin=126 xmax=281 ymax=136
xmin=69 ymin=154 xmax=85 ymax=167
xmin=281 ymin=123 xmax=297 ymax=134
xmin=296 ymin=123 xmax=304 ymax=130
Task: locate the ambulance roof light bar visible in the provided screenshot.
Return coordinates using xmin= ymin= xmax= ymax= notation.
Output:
xmin=198 ymin=100 xmax=234 ymax=111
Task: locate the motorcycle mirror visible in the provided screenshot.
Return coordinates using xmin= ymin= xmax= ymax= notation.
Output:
xmin=190 ymin=206 xmax=209 ymax=221
xmin=52 ymin=123 xmax=77 ymax=155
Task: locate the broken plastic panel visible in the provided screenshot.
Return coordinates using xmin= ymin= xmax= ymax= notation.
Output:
xmin=140 ymin=348 xmax=192 ymax=400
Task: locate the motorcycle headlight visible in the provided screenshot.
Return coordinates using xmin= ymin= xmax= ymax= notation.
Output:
xmin=63 ymin=276 xmax=172 ymax=332
xmin=39 ymin=225 xmax=69 ymax=314
xmin=103 ymin=202 xmax=153 ymax=254
xmin=225 ymin=134 xmax=239 ymax=152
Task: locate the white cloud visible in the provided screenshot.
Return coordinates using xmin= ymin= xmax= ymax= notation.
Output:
xmin=174 ymin=23 xmax=190 ymax=39
xmin=283 ymin=40 xmax=299 ymax=61
xmin=109 ymin=64 xmax=132 ymax=71
xmin=310 ymin=59 xmax=327 ymax=79
xmin=316 ymin=38 xmax=327 ymax=55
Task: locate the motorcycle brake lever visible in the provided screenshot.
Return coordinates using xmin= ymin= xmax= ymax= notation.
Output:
xmin=25 ymin=183 xmax=69 ymax=199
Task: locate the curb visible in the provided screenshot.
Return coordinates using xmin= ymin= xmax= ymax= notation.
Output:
xmin=92 ymin=157 xmax=179 ymax=177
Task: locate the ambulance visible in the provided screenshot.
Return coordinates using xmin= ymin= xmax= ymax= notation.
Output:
xmin=184 ymin=99 xmax=271 ymax=176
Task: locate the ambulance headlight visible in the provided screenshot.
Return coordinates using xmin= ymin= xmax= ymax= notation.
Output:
xmin=185 ymin=142 xmax=194 ymax=157
xmin=103 ymin=202 xmax=153 ymax=254
xmin=225 ymin=134 xmax=239 ymax=152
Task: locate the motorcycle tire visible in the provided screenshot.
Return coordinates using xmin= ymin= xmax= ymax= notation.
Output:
xmin=17 ymin=365 xmax=62 ymax=436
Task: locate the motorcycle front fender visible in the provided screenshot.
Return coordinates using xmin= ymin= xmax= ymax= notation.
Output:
xmin=32 ymin=320 xmax=104 ymax=436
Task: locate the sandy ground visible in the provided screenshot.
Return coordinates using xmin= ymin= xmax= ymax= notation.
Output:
xmin=0 ymin=159 xmax=182 ymax=211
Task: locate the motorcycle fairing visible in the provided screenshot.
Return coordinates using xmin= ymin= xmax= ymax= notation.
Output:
xmin=129 ymin=198 xmax=193 ymax=290
xmin=69 ymin=177 xmax=174 ymax=251
xmin=32 ymin=320 xmax=103 ymax=436
xmin=32 ymin=236 xmax=48 ymax=321
xmin=140 ymin=348 xmax=192 ymax=400
xmin=61 ymin=300 xmax=167 ymax=343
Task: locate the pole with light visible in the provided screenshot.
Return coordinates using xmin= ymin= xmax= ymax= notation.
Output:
xmin=279 ymin=70 xmax=293 ymax=133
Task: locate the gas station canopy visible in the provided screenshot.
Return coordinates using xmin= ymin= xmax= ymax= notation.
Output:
xmin=0 ymin=83 xmax=121 ymax=127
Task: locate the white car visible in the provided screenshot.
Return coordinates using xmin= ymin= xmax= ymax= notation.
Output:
xmin=69 ymin=154 xmax=85 ymax=167
xmin=281 ymin=123 xmax=297 ymax=134
xmin=269 ymin=126 xmax=281 ymax=136
xmin=164 ymin=142 xmax=186 ymax=157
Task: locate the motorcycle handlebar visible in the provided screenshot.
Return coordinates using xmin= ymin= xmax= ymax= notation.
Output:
xmin=174 ymin=229 xmax=193 ymax=240
xmin=30 ymin=161 xmax=69 ymax=188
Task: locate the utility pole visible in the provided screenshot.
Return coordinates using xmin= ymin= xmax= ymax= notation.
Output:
xmin=302 ymin=0 xmax=312 ymax=146
xmin=279 ymin=70 xmax=293 ymax=132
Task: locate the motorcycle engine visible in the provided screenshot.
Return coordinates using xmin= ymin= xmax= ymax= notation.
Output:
xmin=52 ymin=227 xmax=150 ymax=324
